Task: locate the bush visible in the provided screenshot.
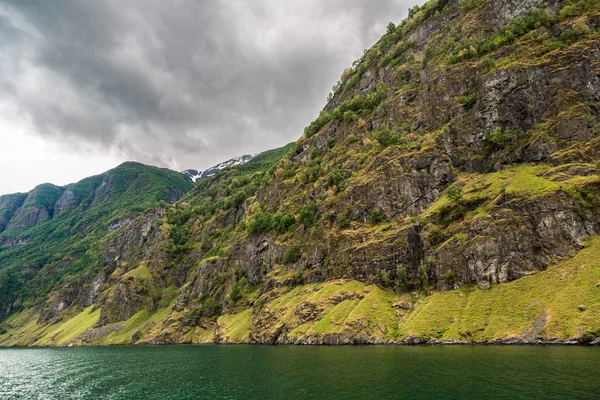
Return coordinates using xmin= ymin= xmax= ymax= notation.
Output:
xmin=299 ymin=202 xmax=318 ymax=227
xmin=275 ymin=213 xmax=296 ymax=233
xmin=480 ymin=57 xmax=497 ymax=74
xmin=428 ymin=229 xmax=449 ymax=246
xmin=343 ymin=110 xmax=360 ymax=122
xmin=559 ymin=0 xmax=599 ymax=21
xmin=294 ymin=271 xmax=303 ymax=285
xmin=442 ymin=271 xmax=457 ymax=285
xmin=304 ymin=84 xmax=388 ymax=138
xmin=379 ymin=270 xmax=391 ymax=286
xmin=371 ymin=208 xmax=385 ymax=224
xmin=282 ymin=247 xmax=302 ymax=264
xmin=446 ymin=185 xmax=463 ymax=203
xmin=394 ymin=265 xmax=408 ymax=291
xmin=478 ymin=8 xmax=558 ymax=56
xmin=327 ymin=168 xmax=346 ymax=192
xmin=336 ymin=212 xmax=351 ymax=228
xmin=229 ymin=283 xmax=242 ymax=303
xmin=347 ymin=133 xmax=360 ymax=144
xmin=375 ymin=127 xmax=407 ymax=147
xmin=484 ymin=127 xmax=508 ymax=154
xmin=459 ymin=92 xmax=477 ymax=109
xmin=247 ymin=212 xmax=273 ymax=235
xmin=596 ymin=161 xmax=600 ymax=176
xmin=419 ymin=261 xmax=430 ymax=288
xmin=460 ymin=0 xmax=484 ymax=10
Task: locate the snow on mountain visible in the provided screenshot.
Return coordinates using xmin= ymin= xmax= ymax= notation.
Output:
xmin=182 ymin=154 xmax=256 ymax=182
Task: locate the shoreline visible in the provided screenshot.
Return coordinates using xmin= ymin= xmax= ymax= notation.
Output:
xmin=2 ymin=338 xmax=599 ymax=348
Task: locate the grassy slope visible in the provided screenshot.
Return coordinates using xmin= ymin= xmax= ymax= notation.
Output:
xmin=2 ymin=236 xmax=598 ymax=345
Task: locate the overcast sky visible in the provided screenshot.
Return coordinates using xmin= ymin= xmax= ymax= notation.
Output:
xmin=0 ymin=0 xmax=422 ymax=195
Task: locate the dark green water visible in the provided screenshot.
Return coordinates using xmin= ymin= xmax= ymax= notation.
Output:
xmin=0 ymin=345 xmax=598 ymax=399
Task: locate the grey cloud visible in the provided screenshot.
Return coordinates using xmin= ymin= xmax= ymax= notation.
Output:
xmin=0 ymin=0 xmax=422 ymax=170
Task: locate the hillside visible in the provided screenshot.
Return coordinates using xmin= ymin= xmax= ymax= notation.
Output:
xmin=0 ymin=162 xmax=194 ymax=321
xmin=1 ymin=0 xmax=600 ymax=346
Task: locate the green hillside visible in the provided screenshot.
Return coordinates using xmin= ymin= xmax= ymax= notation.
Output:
xmin=0 ymin=162 xmax=194 ymax=320
xmin=1 ymin=0 xmax=600 ymax=345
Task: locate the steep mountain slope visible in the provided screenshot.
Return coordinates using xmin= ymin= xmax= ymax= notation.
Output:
xmin=0 ymin=162 xmax=194 ymax=321
xmin=1 ymin=0 xmax=600 ymax=345
xmin=183 ymin=154 xmax=257 ymax=182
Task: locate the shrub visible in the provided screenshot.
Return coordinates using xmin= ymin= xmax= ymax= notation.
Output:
xmin=294 ymin=271 xmax=303 ymax=285
xmin=327 ymin=168 xmax=346 ymax=192
xmin=442 ymin=271 xmax=457 ymax=285
xmin=446 ymin=185 xmax=463 ymax=203
xmin=343 ymin=110 xmax=360 ymax=122
xmin=304 ymin=84 xmax=388 ymax=138
xmin=419 ymin=261 xmax=430 ymax=288
xmin=336 ymin=212 xmax=351 ymax=228
xmin=581 ymin=328 xmax=600 ymax=342
xmin=371 ymin=208 xmax=385 ymax=224
xmin=480 ymin=57 xmax=497 ymax=74
xmin=327 ymin=138 xmax=336 ymax=149
xmin=459 ymin=92 xmax=477 ymax=109
xmin=299 ymin=202 xmax=318 ymax=227
xmin=379 ymin=270 xmax=391 ymax=286
xmin=347 ymin=133 xmax=360 ymax=144
xmin=395 ymin=67 xmax=410 ymax=82
xmin=282 ymin=247 xmax=302 ymax=264
xmin=247 ymin=212 xmax=273 ymax=235
xmin=460 ymin=0 xmax=484 ymax=10
xmin=478 ymin=8 xmax=558 ymax=56
xmin=271 ymin=213 xmax=296 ymax=233
xmin=596 ymin=161 xmax=600 ymax=176
xmin=484 ymin=127 xmax=508 ymax=154
xmin=559 ymin=0 xmax=599 ymax=21
xmin=428 ymin=229 xmax=449 ymax=246
xmin=395 ymin=265 xmax=408 ymax=291
xmin=229 ymin=283 xmax=242 ymax=303
xmin=375 ymin=127 xmax=407 ymax=147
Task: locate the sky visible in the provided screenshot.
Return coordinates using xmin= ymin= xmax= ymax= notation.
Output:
xmin=0 ymin=0 xmax=423 ymax=195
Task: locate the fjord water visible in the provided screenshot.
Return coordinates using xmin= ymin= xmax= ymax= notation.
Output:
xmin=0 ymin=346 xmax=598 ymax=399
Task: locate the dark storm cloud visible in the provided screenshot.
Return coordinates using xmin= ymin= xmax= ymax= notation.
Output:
xmin=0 ymin=0 xmax=421 ymax=170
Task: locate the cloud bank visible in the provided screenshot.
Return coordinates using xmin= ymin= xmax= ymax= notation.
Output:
xmin=0 ymin=0 xmax=421 ymax=193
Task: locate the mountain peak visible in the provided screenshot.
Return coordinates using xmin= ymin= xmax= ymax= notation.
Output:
xmin=182 ymin=154 xmax=256 ymax=182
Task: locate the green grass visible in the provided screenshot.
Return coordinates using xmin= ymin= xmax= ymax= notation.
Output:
xmin=402 ymin=237 xmax=600 ymax=341
xmin=217 ymin=309 xmax=253 ymax=343
xmin=260 ymin=280 xmax=400 ymax=342
xmin=0 ymin=305 xmax=100 ymax=346
xmin=423 ymin=163 xmax=598 ymax=220
xmin=123 ymin=265 xmax=153 ymax=281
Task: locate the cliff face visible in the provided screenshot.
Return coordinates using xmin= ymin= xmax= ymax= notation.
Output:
xmin=1 ymin=0 xmax=600 ymax=346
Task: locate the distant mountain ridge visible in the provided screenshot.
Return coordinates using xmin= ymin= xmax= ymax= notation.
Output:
xmin=183 ymin=154 xmax=256 ymax=182
xmin=0 ymin=162 xmax=193 ymax=235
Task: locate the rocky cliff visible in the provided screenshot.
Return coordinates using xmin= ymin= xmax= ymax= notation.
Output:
xmin=1 ymin=0 xmax=599 ymax=346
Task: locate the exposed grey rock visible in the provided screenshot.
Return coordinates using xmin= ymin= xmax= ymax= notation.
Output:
xmin=393 ymin=301 xmax=414 ymax=310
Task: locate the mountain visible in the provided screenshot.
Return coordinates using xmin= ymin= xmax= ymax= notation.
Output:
xmin=0 ymin=162 xmax=194 ymax=321
xmin=1 ymin=0 xmax=600 ymax=346
xmin=183 ymin=154 xmax=256 ymax=182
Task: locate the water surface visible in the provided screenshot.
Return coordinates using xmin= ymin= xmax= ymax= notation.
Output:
xmin=0 ymin=345 xmax=598 ymax=399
